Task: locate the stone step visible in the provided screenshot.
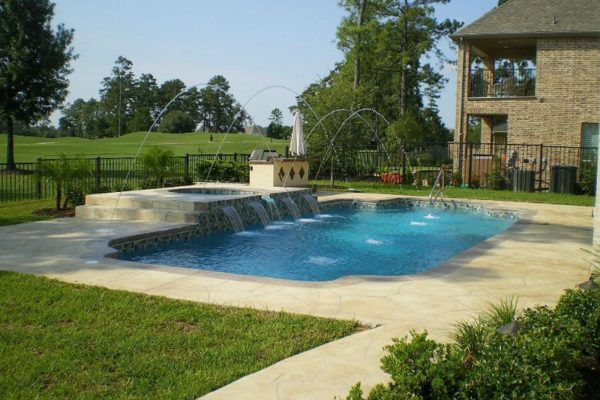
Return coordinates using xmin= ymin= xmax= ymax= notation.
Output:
xmin=75 ymin=205 xmax=200 ymax=224
xmin=84 ymin=193 xmax=199 ymax=212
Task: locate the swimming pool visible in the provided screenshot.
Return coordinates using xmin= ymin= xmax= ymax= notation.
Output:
xmin=119 ymin=207 xmax=516 ymax=282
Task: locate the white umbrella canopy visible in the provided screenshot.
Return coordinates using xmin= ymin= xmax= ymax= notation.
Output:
xmin=289 ymin=112 xmax=306 ymax=157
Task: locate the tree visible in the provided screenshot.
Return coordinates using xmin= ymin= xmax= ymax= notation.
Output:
xmin=159 ymin=110 xmax=196 ymax=133
xmin=39 ymin=155 xmax=92 ymax=210
xmin=99 ymin=56 xmax=136 ymax=137
xmin=198 ymin=75 xmax=249 ymax=133
xmin=60 ymin=98 xmax=107 ymax=138
xmin=158 ymin=79 xmax=202 ymax=126
xmin=267 ymin=108 xmax=285 ymax=138
xmin=59 ymin=98 xmax=87 ymax=137
xmin=269 ymin=108 xmax=283 ymax=126
xmin=296 ymin=0 xmax=462 ymax=183
xmin=129 ymin=73 xmax=160 ymax=132
xmin=0 ymin=0 xmax=76 ymax=169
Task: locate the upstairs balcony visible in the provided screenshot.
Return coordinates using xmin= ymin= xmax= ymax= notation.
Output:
xmin=466 ymin=38 xmax=537 ymax=99
xmin=469 ymin=67 xmax=536 ymax=98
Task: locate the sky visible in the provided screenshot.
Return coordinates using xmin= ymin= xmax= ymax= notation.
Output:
xmin=50 ymin=0 xmax=498 ymax=129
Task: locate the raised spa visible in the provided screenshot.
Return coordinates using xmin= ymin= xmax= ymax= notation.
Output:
xmin=118 ymin=206 xmax=516 ymax=281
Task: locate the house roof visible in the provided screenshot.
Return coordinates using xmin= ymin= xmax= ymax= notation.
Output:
xmin=450 ymin=0 xmax=600 ymax=41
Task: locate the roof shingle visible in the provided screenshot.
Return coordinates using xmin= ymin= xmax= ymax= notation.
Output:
xmin=450 ymin=0 xmax=600 ymax=40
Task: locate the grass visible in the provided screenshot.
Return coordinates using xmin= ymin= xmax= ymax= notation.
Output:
xmin=0 ymin=272 xmax=361 ymax=399
xmin=311 ymin=180 xmax=596 ymax=207
xmin=0 ymin=132 xmax=288 ymax=163
xmin=0 ymin=199 xmax=55 ymax=226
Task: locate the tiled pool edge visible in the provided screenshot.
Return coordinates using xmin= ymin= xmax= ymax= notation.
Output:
xmin=318 ymin=197 xmax=520 ymax=219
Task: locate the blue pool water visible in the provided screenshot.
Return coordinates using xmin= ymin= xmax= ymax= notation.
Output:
xmin=120 ymin=208 xmax=515 ymax=281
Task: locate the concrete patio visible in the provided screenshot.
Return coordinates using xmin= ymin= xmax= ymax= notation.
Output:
xmin=0 ymin=193 xmax=593 ymax=399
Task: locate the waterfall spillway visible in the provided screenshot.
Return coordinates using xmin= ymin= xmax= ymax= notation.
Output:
xmin=221 ymin=206 xmax=244 ymax=232
xmin=302 ymin=193 xmax=320 ymax=215
xmin=281 ymin=197 xmax=301 ymax=220
xmin=249 ymin=200 xmax=270 ymax=226
xmin=263 ymin=197 xmax=281 ymax=220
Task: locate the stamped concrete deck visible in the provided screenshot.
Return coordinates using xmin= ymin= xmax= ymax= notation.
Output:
xmin=0 ymin=193 xmax=593 ymax=399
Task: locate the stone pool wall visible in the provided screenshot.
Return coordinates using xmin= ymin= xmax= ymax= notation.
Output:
xmin=111 ymin=191 xmax=318 ymax=254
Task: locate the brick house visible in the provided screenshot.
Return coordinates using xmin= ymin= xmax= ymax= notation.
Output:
xmin=450 ymin=0 xmax=600 ymax=187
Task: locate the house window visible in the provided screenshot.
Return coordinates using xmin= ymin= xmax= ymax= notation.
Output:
xmin=582 ymin=123 xmax=599 ymax=149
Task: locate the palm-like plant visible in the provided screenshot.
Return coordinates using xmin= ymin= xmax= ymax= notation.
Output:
xmin=452 ymin=297 xmax=519 ymax=361
xmin=140 ymin=147 xmax=176 ymax=188
xmin=39 ymin=155 xmax=93 ymax=210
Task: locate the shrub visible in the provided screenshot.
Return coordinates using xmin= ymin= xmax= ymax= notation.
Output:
xmin=450 ymin=173 xmax=462 ymax=187
xmin=348 ymin=289 xmax=600 ymax=400
xmin=196 ymin=160 xmax=248 ymax=183
xmin=159 ymin=110 xmax=196 ymax=133
xmin=64 ymin=182 xmax=89 ymax=207
xmin=578 ymin=161 xmax=596 ymax=196
xmin=487 ymin=169 xmax=507 ymax=190
xmin=473 ymin=306 xmax=585 ymax=400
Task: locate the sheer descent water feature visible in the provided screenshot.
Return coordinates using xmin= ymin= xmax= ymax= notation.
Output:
xmin=264 ymin=197 xmax=281 ymax=220
xmin=221 ymin=206 xmax=244 ymax=233
xmin=248 ymin=200 xmax=271 ymax=227
xmin=303 ymin=193 xmax=320 ymax=215
xmin=281 ymin=197 xmax=302 ymax=220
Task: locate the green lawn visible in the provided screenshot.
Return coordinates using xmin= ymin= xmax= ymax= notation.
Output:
xmin=0 ymin=272 xmax=360 ymax=399
xmin=0 ymin=199 xmax=55 ymax=226
xmin=312 ymin=180 xmax=596 ymax=207
xmin=0 ymin=132 xmax=288 ymax=163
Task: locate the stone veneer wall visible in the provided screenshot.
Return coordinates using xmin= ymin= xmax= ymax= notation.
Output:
xmin=455 ymin=37 xmax=600 ymax=147
xmin=111 ymin=191 xmax=318 ymax=253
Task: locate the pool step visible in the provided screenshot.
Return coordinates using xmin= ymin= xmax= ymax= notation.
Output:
xmin=75 ymin=205 xmax=201 ymax=224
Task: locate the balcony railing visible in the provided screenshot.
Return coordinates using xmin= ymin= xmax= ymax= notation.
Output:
xmin=469 ymin=68 xmax=536 ymax=98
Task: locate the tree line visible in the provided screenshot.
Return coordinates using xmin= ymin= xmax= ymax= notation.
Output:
xmin=60 ymin=57 xmax=251 ymax=138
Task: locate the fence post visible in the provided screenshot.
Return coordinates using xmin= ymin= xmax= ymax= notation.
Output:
xmin=36 ymin=158 xmax=42 ymax=199
xmin=538 ymin=144 xmax=544 ymax=191
xmin=468 ymin=142 xmax=474 ymax=187
xmin=285 ymin=146 xmax=289 ymax=158
xmin=95 ymin=157 xmax=101 ymax=192
xmin=234 ymin=153 xmax=238 ymax=162
xmin=458 ymin=135 xmax=464 ymax=182
xmin=402 ymin=150 xmax=406 ymax=182
xmin=184 ymin=153 xmax=190 ymax=177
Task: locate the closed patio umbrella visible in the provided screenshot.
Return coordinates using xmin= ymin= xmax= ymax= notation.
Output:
xmin=289 ymin=112 xmax=306 ymax=157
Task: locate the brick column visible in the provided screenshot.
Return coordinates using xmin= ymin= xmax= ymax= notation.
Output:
xmin=481 ymin=116 xmax=493 ymax=144
xmin=482 ymin=57 xmax=495 ymax=97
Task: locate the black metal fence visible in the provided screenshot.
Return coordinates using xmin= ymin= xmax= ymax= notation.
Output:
xmin=334 ymin=142 xmax=597 ymax=194
xmin=458 ymin=142 xmax=597 ymax=193
xmin=0 ymin=153 xmax=251 ymax=203
xmin=1 ymin=143 xmax=596 ymax=203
